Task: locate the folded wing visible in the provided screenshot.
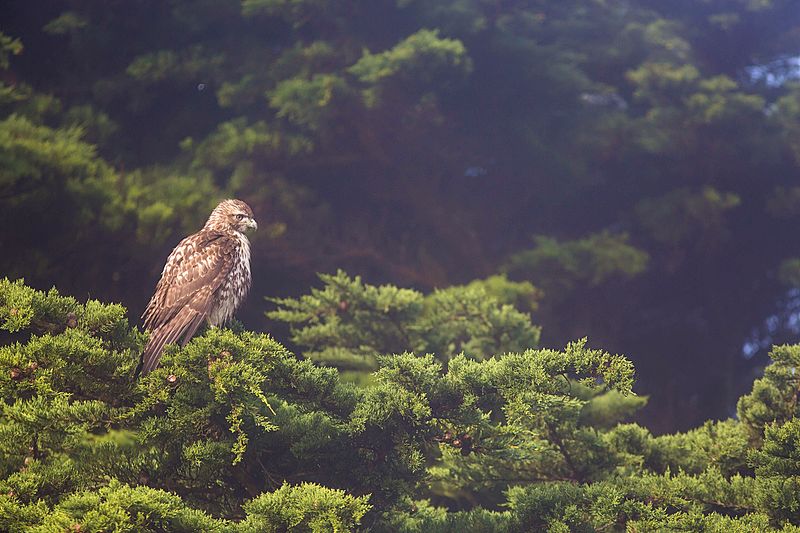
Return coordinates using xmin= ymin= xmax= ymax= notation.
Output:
xmin=139 ymin=232 xmax=235 ymax=375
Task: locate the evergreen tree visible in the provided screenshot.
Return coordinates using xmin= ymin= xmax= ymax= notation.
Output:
xmin=267 ymin=270 xmax=541 ymax=375
xmin=2 ymin=276 xmax=800 ymax=531
xmin=4 ymin=0 xmax=800 ymax=431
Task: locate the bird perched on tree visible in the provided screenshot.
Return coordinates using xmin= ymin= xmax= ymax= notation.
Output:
xmin=138 ymin=199 xmax=257 ymax=376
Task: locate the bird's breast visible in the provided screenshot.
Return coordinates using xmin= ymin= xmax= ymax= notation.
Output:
xmin=208 ymin=234 xmax=252 ymax=326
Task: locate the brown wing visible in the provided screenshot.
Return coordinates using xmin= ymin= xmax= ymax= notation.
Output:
xmin=139 ymin=230 xmax=236 ymax=376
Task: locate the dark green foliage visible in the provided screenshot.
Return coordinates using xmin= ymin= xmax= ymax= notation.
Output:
xmin=3 ymin=0 xmax=800 ymax=434
xmin=737 ymin=344 xmax=800 ymax=439
xmin=268 ymin=270 xmax=541 ymax=372
xmin=239 ymin=483 xmax=371 ymax=533
xmin=505 ymin=232 xmax=649 ymax=293
xmin=0 ymin=478 xmax=372 ymax=532
xmin=3 ymin=279 xmax=800 ymax=530
xmin=5 ymin=0 xmax=800 ymax=529
xmin=0 ymin=281 xmax=373 ymax=528
xmin=17 ymin=480 xmax=226 ymax=532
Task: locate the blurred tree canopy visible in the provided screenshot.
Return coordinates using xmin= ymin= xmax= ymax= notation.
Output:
xmin=3 ymin=0 xmax=800 ymax=432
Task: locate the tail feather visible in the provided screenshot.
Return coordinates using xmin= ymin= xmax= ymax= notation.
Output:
xmin=138 ymin=308 xmax=206 ymax=377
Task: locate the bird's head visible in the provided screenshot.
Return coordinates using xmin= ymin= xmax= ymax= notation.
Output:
xmin=206 ymin=199 xmax=258 ymax=234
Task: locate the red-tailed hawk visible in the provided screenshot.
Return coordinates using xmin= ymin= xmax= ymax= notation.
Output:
xmin=138 ymin=199 xmax=257 ymax=376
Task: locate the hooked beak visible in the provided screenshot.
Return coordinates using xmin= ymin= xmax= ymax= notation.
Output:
xmin=246 ymin=217 xmax=258 ymax=231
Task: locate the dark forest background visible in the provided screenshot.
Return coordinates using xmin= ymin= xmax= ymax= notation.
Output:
xmin=2 ymin=0 xmax=800 ymax=434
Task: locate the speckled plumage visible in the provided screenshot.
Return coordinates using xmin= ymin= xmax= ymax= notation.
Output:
xmin=139 ymin=199 xmax=256 ymax=376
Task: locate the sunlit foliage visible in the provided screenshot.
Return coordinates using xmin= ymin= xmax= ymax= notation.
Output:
xmin=1 ymin=280 xmax=800 ymax=530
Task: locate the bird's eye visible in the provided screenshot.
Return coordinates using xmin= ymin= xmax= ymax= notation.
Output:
xmin=236 ymin=214 xmax=245 ymax=219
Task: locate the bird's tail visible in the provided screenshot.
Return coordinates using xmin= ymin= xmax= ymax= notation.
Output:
xmin=137 ymin=309 xmax=205 ymax=377
xmin=137 ymin=326 xmax=170 ymax=377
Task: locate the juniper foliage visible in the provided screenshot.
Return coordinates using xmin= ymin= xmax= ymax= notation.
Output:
xmin=268 ymin=270 xmax=542 ymax=373
xmin=4 ymin=0 xmax=800 ymax=435
xmin=2 ymin=277 xmax=800 ymax=531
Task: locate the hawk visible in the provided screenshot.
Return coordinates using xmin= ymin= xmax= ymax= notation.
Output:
xmin=138 ymin=199 xmax=257 ymax=376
